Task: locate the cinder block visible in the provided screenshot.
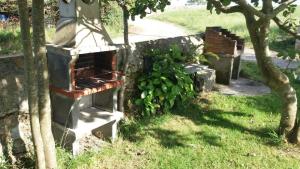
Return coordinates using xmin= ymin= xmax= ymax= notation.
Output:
xmin=207 ymin=55 xmax=234 ymax=85
xmin=184 ymin=64 xmax=216 ymax=92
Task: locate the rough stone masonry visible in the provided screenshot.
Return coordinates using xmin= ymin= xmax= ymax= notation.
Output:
xmin=0 ymin=55 xmax=31 ymax=160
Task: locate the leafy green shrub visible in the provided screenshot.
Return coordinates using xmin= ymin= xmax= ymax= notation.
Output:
xmin=179 ymin=44 xmax=218 ymax=65
xmin=101 ymin=2 xmax=123 ymax=37
xmin=101 ymin=2 xmax=122 ymax=26
xmin=0 ymin=29 xmax=22 ymax=55
xmin=135 ymin=45 xmax=195 ymax=116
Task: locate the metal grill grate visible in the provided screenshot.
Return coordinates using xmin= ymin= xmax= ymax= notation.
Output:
xmin=75 ymin=71 xmax=121 ymax=90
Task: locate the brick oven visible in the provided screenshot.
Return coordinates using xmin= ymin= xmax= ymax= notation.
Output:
xmin=205 ymin=27 xmax=244 ymax=85
xmin=46 ymin=0 xmax=124 ymax=154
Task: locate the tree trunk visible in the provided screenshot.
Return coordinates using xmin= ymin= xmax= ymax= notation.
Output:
xmin=32 ymin=0 xmax=57 ymax=168
xmin=245 ymin=15 xmax=298 ymax=142
xmin=118 ymin=5 xmax=131 ymax=112
xmin=17 ymin=0 xmax=46 ymax=168
xmin=4 ymin=124 xmax=16 ymax=167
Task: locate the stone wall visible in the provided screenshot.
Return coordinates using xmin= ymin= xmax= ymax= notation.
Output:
xmin=0 ymin=55 xmax=31 ymax=162
xmin=0 ymin=55 xmax=28 ymax=117
xmin=117 ymin=34 xmax=204 ymax=111
xmin=126 ymin=34 xmax=204 ymax=74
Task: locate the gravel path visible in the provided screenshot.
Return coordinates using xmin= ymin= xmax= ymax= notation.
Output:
xmin=214 ymin=78 xmax=271 ymax=96
xmin=242 ymin=48 xmax=299 ymax=69
xmin=113 ymin=18 xmax=188 ymax=44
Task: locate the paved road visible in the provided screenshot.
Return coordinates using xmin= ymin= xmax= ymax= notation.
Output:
xmin=242 ymin=48 xmax=299 ymax=69
xmin=112 ymin=18 xmax=188 ymax=44
xmin=214 ymin=78 xmax=271 ymax=96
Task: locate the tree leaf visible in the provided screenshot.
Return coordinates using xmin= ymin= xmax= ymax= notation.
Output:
xmin=162 ymin=84 xmax=168 ymax=93
xmin=141 ymin=91 xmax=147 ymax=99
xmin=221 ymin=0 xmax=231 ymax=6
xmin=135 ymin=99 xmax=143 ymax=105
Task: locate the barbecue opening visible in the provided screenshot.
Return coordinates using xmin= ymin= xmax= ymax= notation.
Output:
xmin=72 ymin=51 xmax=122 ymax=90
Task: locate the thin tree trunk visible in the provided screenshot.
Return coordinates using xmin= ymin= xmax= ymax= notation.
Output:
xmin=32 ymin=0 xmax=57 ymax=168
xmin=4 ymin=124 xmax=16 ymax=167
xmin=245 ymin=14 xmax=298 ymax=142
xmin=118 ymin=5 xmax=130 ymax=112
xmin=17 ymin=0 xmax=46 ymax=168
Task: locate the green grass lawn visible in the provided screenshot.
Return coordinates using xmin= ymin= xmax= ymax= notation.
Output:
xmin=55 ymin=61 xmax=300 ymax=169
xmin=0 ymin=28 xmax=22 ymax=55
xmin=150 ymin=7 xmax=300 ymax=51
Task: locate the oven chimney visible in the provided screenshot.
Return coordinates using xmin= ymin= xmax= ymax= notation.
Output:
xmin=54 ymin=0 xmax=113 ymax=49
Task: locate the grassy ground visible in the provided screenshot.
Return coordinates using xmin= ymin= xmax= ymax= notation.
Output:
xmin=0 ymin=27 xmax=22 ymax=55
xmin=150 ymin=7 xmax=300 ymax=51
xmin=55 ymin=61 xmax=300 ymax=169
xmin=0 ymin=23 xmax=122 ymax=55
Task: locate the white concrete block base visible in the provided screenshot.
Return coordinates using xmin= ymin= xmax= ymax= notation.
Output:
xmin=52 ymin=109 xmax=123 ymax=155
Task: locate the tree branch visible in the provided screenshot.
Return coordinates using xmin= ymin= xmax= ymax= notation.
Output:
xmin=273 ymin=17 xmax=300 ymax=39
xmin=207 ymin=0 xmax=242 ymax=13
xmin=271 ymin=0 xmax=296 ymax=18
xmin=234 ymin=0 xmax=266 ymax=18
xmin=256 ymin=17 xmax=267 ymax=27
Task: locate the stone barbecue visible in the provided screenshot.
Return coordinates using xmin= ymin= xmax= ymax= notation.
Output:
xmin=205 ymin=27 xmax=244 ymax=85
xmin=46 ymin=0 xmax=123 ymax=154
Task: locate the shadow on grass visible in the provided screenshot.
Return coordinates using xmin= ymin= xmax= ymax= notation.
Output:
xmin=120 ymin=116 xmax=191 ymax=148
xmin=196 ymin=131 xmax=223 ymax=147
xmin=173 ymin=101 xmax=282 ymax=146
xmin=146 ymin=128 xmax=189 ymax=148
xmin=174 ymin=105 xmax=262 ymax=137
xmin=120 ymin=99 xmax=281 ymax=148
